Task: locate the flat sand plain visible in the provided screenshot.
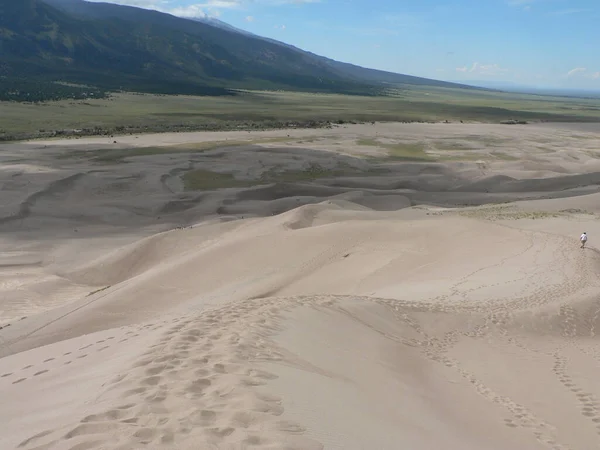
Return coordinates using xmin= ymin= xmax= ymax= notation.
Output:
xmin=2 ymin=122 xmax=600 ymax=449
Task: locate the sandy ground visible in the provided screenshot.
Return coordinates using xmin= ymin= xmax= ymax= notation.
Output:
xmin=2 ymin=122 xmax=600 ymax=449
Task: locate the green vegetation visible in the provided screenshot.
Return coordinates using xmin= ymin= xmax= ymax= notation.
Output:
xmin=183 ymin=163 xmax=360 ymax=191
xmin=2 ymin=0 xmax=600 ymax=145
xmin=490 ymin=152 xmax=519 ymax=161
xmin=0 ymin=78 xmax=109 ymax=102
xmin=357 ymin=138 xmax=433 ymax=161
xmin=437 ymin=154 xmax=486 ymax=161
xmin=63 ymin=137 xmax=298 ymax=163
xmin=357 ymin=134 xmax=529 ymax=162
xmin=387 ymin=86 xmax=600 ymax=121
xmin=433 ymin=140 xmax=476 ymax=151
xmin=259 ymin=163 xmax=349 ymax=183
xmin=2 ymin=86 xmax=600 ymax=142
xmin=457 ymin=206 xmax=563 ymax=221
xmin=386 ymin=143 xmax=433 ymax=161
xmin=183 ymin=170 xmax=252 ymax=191
xmin=87 ymin=285 xmax=111 ymax=297
xmin=356 ymin=139 xmax=380 ymax=146
xmin=559 ymin=208 xmax=594 ymax=215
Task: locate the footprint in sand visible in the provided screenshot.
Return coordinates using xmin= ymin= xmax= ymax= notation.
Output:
xmin=64 ymin=423 xmax=115 ymax=439
xmin=275 ymin=420 xmax=306 ymax=434
xmin=209 ymin=427 xmax=235 ymax=438
xmin=133 ymin=427 xmax=158 ymax=443
xmin=122 ymin=387 xmax=148 ymax=398
xmin=187 ymin=378 xmax=212 ymax=394
xmin=141 ymin=376 xmax=162 ymax=386
xmin=191 ymin=409 xmax=217 ymax=426
xmin=161 ymin=431 xmax=175 ymax=444
xmin=17 ymin=430 xmax=53 ymax=448
xmin=145 ymin=365 xmax=168 ymax=376
xmin=82 ymin=408 xmax=129 ymax=422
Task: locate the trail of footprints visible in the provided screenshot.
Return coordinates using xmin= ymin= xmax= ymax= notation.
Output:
xmin=17 ymin=297 xmax=326 ymax=450
xmin=380 ymin=301 xmax=578 ymax=449
xmin=380 ymin=235 xmax=600 ymax=450
xmin=0 ymin=323 xmax=165 ymax=387
xmin=543 ymin=347 xmax=600 ymax=450
xmin=2 ymin=337 xmax=117 ymax=386
xmin=10 ymin=233 xmax=600 ymax=450
xmin=381 ymin=298 xmax=566 ymax=443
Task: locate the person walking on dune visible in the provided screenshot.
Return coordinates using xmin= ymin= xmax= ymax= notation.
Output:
xmin=580 ymin=232 xmax=588 ymax=249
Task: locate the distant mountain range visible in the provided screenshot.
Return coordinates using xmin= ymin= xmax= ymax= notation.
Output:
xmin=0 ymin=0 xmax=486 ymax=98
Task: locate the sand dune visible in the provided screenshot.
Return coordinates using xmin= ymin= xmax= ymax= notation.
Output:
xmin=2 ymin=122 xmax=600 ymax=449
xmin=3 ymin=201 xmax=600 ymax=449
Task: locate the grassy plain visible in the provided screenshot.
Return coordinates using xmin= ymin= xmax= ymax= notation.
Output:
xmin=2 ymin=86 xmax=600 ymax=142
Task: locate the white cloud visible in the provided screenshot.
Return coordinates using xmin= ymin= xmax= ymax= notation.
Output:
xmin=87 ymin=0 xmax=212 ymax=17
xmin=455 ymin=62 xmax=509 ymax=76
xmin=507 ymin=0 xmax=539 ymax=12
xmin=198 ymin=0 xmax=242 ymax=8
xmin=169 ymin=5 xmax=210 ymax=17
xmin=245 ymin=15 xmax=255 ymax=21
xmin=565 ymin=68 xmax=600 ymax=81
xmin=87 ymin=0 xmax=162 ymax=8
xmin=87 ymin=0 xmax=318 ymax=18
xmin=507 ymin=0 xmax=533 ymax=7
xmin=567 ymin=67 xmax=587 ymax=77
xmin=270 ymin=0 xmax=320 ymax=3
xmin=509 ymin=1 xmax=594 ymax=16
xmin=507 ymin=0 xmax=538 ymax=6
xmin=549 ymin=8 xmax=592 ymax=16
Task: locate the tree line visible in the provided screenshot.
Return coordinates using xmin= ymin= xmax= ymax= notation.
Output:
xmin=0 ymin=78 xmax=109 ymax=103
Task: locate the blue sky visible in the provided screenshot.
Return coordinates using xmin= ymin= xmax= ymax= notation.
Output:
xmin=90 ymin=0 xmax=599 ymax=90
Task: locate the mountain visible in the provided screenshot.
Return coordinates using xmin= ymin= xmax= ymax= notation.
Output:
xmin=1 ymin=0 xmax=483 ymax=99
xmin=191 ymin=16 xmax=257 ymax=38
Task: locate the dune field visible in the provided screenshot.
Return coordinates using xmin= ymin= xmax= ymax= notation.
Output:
xmin=2 ymin=122 xmax=600 ymax=449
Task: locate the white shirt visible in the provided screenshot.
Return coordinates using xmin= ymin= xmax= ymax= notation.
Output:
xmin=581 ymin=234 xmax=588 ymax=241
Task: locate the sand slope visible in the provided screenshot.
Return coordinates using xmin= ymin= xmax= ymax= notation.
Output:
xmin=2 ymin=122 xmax=600 ymax=449
xmin=3 ymin=197 xmax=600 ymax=449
